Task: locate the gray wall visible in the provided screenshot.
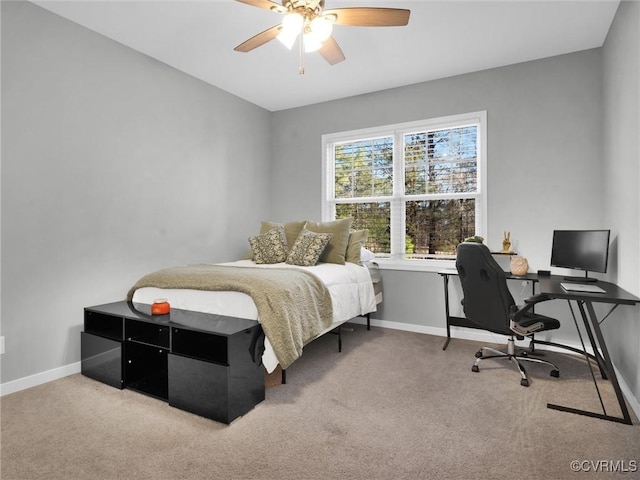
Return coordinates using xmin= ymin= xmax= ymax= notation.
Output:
xmin=1 ymin=1 xmax=272 ymax=383
xmin=270 ymin=12 xmax=639 ymax=403
xmin=602 ymin=0 xmax=640 ymax=400
xmin=271 ymin=49 xmax=604 ymax=338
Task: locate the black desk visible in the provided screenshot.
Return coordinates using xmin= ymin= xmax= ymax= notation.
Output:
xmin=538 ymin=277 xmax=639 ymax=425
xmin=438 ymin=269 xmax=540 ymax=350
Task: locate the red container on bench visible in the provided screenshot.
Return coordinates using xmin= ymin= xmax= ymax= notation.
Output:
xmin=151 ymin=299 xmax=170 ymax=315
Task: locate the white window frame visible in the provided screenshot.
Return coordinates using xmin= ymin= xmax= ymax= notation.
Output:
xmin=322 ymin=111 xmax=487 ymax=272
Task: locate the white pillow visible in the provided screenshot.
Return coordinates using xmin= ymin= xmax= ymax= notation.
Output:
xmin=360 ymin=247 xmax=376 ymax=263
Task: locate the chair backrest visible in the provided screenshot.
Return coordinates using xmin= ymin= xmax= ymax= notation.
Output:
xmin=455 ymin=242 xmax=515 ymax=335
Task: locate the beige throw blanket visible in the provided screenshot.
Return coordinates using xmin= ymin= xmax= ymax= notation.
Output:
xmin=127 ymin=264 xmax=333 ymax=369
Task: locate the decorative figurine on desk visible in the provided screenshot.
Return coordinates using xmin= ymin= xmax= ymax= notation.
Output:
xmin=510 ymin=256 xmax=529 ymax=276
xmin=502 ymin=231 xmax=511 ymax=253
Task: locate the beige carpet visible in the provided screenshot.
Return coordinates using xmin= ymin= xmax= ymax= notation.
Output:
xmin=2 ymin=325 xmax=639 ymax=480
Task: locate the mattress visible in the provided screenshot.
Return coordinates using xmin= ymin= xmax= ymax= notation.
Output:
xmin=131 ymin=260 xmax=378 ymax=373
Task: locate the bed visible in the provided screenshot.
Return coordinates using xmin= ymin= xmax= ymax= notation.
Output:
xmin=127 ymin=219 xmax=381 ymax=374
xmin=129 ymin=259 xmax=379 ymax=373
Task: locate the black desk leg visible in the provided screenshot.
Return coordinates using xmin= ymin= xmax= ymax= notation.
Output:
xmin=575 ymin=302 xmax=608 ymax=380
xmin=585 ymin=301 xmax=632 ymax=424
xmin=442 ymin=275 xmax=452 ymax=351
xmin=547 ymin=300 xmax=632 ymax=425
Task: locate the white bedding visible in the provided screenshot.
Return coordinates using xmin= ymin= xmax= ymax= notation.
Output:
xmin=131 ymin=260 xmax=377 ymax=373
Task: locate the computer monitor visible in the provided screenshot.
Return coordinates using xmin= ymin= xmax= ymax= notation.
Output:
xmin=550 ymin=229 xmax=610 ymax=282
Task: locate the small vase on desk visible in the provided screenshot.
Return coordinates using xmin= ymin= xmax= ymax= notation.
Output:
xmin=510 ymin=256 xmax=529 ymax=276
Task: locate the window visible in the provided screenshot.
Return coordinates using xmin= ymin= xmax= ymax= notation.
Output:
xmin=322 ymin=111 xmax=486 ymax=267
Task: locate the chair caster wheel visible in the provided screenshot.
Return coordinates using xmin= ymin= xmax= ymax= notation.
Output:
xmin=520 ymin=379 xmax=529 ymax=387
xmin=472 ymin=365 xmax=479 ymax=373
xmin=550 ymin=369 xmax=560 ymax=378
xmin=475 ymin=351 xmax=483 ymax=358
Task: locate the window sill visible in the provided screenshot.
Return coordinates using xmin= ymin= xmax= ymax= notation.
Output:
xmin=373 ymin=258 xmax=456 ymax=273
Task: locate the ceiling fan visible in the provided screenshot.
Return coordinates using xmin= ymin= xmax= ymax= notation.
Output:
xmin=234 ymin=0 xmax=410 ymax=73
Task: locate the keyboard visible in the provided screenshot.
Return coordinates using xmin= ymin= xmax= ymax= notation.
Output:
xmin=560 ymin=282 xmax=606 ymax=294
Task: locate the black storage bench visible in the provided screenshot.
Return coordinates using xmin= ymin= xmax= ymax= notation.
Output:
xmin=81 ymin=301 xmax=265 ymax=424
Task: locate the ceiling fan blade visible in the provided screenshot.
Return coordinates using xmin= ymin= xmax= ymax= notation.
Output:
xmin=234 ymin=25 xmax=282 ymax=52
xmin=318 ymin=36 xmax=345 ymax=65
xmin=235 ymin=0 xmax=287 ymax=14
xmin=323 ymin=8 xmax=410 ymax=27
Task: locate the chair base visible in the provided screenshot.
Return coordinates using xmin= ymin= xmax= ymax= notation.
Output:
xmin=472 ymin=338 xmax=560 ymax=387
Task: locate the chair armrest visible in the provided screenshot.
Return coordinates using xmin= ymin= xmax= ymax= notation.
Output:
xmin=511 ymin=293 xmax=552 ymax=322
xmin=509 ymin=303 xmax=544 ymax=335
xmin=524 ymin=293 xmax=551 ymax=304
xmin=510 ymin=295 xmax=554 ymax=335
xmin=510 ymin=302 xmax=534 ymax=322
xmin=510 ymin=319 xmax=544 ymax=336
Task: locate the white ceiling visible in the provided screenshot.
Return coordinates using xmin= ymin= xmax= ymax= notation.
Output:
xmin=33 ymin=0 xmax=620 ymax=112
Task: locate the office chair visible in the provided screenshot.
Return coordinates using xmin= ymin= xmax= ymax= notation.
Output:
xmin=455 ymin=242 xmax=560 ymax=387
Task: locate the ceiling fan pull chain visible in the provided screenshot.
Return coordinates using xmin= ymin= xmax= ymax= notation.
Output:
xmin=298 ymin=26 xmax=305 ymax=75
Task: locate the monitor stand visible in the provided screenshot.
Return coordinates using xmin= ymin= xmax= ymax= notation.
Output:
xmin=563 ymin=271 xmax=598 ymax=283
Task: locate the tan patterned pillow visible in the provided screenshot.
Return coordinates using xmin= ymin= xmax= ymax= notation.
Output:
xmin=242 ymin=220 xmax=306 ymax=260
xmin=286 ymin=228 xmax=332 ymax=266
xmin=249 ymin=226 xmax=288 ymax=264
xmin=260 ymin=220 xmax=306 ymax=249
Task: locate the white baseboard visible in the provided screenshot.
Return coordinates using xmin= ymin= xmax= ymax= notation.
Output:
xmin=2 ymin=320 xmax=639 ymax=423
xmin=0 ymin=361 xmax=81 ymax=396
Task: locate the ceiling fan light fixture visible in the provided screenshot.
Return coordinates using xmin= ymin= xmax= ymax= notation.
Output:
xmin=276 ymin=12 xmax=303 ymax=49
xmin=234 ymin=0 xmax=410 ymax=71
xmin=303 ymin=31 xmax=323 ymax=52
xmin=277 ymin=29 xmax=298 ymax=49
xmin=310 ymin=16 xmax=333 ymax=41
